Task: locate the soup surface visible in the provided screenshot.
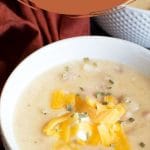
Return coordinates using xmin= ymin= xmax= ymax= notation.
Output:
xmin=14 ymin=59 xmax=150 ymax=150
xmin=129 ymin=0 xmax=150 ymax=10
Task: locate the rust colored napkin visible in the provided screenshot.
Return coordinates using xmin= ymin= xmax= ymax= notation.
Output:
xmin=0 ymin=0 xmax=90 ymax=92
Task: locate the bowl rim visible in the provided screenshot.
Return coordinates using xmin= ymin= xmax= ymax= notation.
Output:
xmin=0 ymin=35 xmax=150 ymax=149
xmin=123 ymin=4 xmax=150 ymax=14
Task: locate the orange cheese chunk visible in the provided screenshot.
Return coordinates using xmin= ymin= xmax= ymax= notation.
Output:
xmin=44 ymin=90 xmax=130 ymax=150
xmin=104 ymin=96 xmax=118 ymax=106
xmin=43 ymin=113 xmax=72 ymax=136
xmin=87 ymin=124 xmax=101 ymax=145
xmin=114 ymin=124 xmax=131 ymax=150
xmin=97 ymin=104 xmax=125 ymax=124
xmin=51 ymin=90 xmax=75 ymax=109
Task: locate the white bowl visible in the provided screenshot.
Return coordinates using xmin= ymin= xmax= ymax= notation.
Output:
xmin=95 ymin=5 xmax=150 ymax=48
xmin=0 ymin=36 xmax=150 ymax=150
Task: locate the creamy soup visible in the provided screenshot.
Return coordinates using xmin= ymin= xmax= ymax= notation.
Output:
xmin=129 ymin=0 xmax=150 ymax=10
xmin=14 ymin=59 xmax=150 ymax=150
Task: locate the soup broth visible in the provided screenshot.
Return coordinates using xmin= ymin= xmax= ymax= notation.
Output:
xmin=14 ymin=59 xmax=150 ymax=150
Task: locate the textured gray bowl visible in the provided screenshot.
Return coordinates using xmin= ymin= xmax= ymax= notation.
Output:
xmin=95 ymin=6 xmax=150 ymax=48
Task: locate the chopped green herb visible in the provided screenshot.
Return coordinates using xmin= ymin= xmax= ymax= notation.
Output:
xmin=86 ymin=132 xmax=90 ymax=140
xmin=78 ymin=112 xmax=88 ymax=119
xmin=41 ymin=109 xmax=48 ymax=115
xmin=55 ymin=128 xmax=59 ymax=132
xmin=118 ymin=120 xmax=123 ymax=124
xmin=107 ymin=87 xmax=112 ymax=89
xmin=109 ymin=79 xmax=114 ymax=84
xmin=79 ymin=87 xmax=84 ymax=91
xmin=95 ymin=92 xmax=107 ymax=98
xmin=83 ymin=57 xmax=90 ymax=63
xmin=128 ymin=117 xmax=135 ymax=123
xmin=101 ymin=101 xmax=108 ymax=105
xmin=76 ymin=93 xmax=80 ymax=97
xmin=100 ymin=92 xmax=105 ymax=96
xmin=95 ymin=92 xmax=111 ymax=98
xmin=64 ymin=66 xmax=69 ymax=72
xmin=61 ymin=73 xmax=67 ymax=79
xmin=71 ymin=113 xmax=75 ymax=118
xmin=95 ymin=105 xmax=98 ymax=109
xmin=95 ymin=92 xmax=101 ymax=98
xmin=27 ymin=104 xmax=31 ymax=107
xmin=66 ymin=104 xmax=73 ymax=112
xmin=92 ymin=62 xmax=97 ymax=67
xmin=139 ymin=142 xmax=145 ymax=148
xmin=105 ymin=92 xmax=112 ymax=96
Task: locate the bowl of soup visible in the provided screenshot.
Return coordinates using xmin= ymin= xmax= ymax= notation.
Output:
xmin=0 ymin=36 xmax=150 ymax=150
xmin=95 ymin=0 xmax=150 ymax=48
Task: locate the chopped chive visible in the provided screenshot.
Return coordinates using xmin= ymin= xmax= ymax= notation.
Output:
xmin=95 ymin=92 xmax=106 ymax=98
xmin=118 ymin=120 xmax=123 ymax=124
xmin=100 ymin=92 xmax=105 ymax=96
xmin=71 ymin=113 xmax=75 ymax=118
xmin=66 ymin=104 xmax=73 ymax=112
xmin=92 ymin=62 xmax=97 ymax=67
xmin=95 ymin=105 xmax=98 ymax=109
xmin=109 ymin=79 xmax=114 ymax=84
xmin=76 ymin=93 xmax=80 ymax=97
xmin=101 ymin=101 xmax=108 ymax=105
xmin=95 ymin=92 xmax=111 ymax=97
xmin=107 ymin=87 xmax=112 ymax=89
xmin=95 ymin=92 xmax=101 ymax=98
xmin=83 ymin=57 xmax=90 ymax=63
xmin=105 ymin=92 xmax=112 ymax=96
xmin=78 ymin=112 xmax=88 ymax=119
xmin=79 ymin=87 xmax=84 ymax=91
xmin=64 ymin=66 xmax=69 ymax=72
xmin=27 ymin=104 xmax=31 ymax=107
xmin=55 ymin=128 xmax=58 ymax=132
xmin=41 ymin=109 xmax=48 ymax=115
xmin=86 ymin=132 xmax=90 ymax=140
xmin=128 ymin=117 xmax=135 ymax=123
xmin=139 ymin=142 xmax=145 ymax=148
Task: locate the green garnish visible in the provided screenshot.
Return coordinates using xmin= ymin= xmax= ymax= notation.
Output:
xmin=139 ymin=142 xmax=145 ymax=148
xmin=95 ymin=105 xmax=98 ymax=109
xmin=95 ymin=92 xmax=107 ymax=98
xmin=83 ymin=57 xmax=90 ymax=63
xmin=107 ymin=87 xmax=112 ymax=89
xmin=79 ymin=87 xmax=84 ymax=91
xmin=95 ymin=92 xmax=101 ymax=98
xmin=100 ymin=92 xmax=105 ymax=96
xmin=92 ymin=62 xmax=97 ymax=67
xmin=105 ymin=92 xmax=112 ymax=96
xmin=64 ymin=66 xmax=69 ymax=72
xmin=95 ymin=92 xmax=112 ymax=98
xmin=71 ymin=113 xmax=75 ymax=118
xmin=109 ymin=79 xmax=114 ymax=84
xmin=66 ymin=104 xmax=73 ymax=112
xmin=78 ymin=112 xmax=88 ymax=119
xmin=76 ymin=93 xmax=80 ymax=97
xmin=118 ymin=120 xmax=123 ymax=124
xmin=101 ymin=101 xmax=108 ymax=105
xmin=86 ymin=132 xmax=90 ymax=140
xmin=128 ymin=117 xmax=135 ymax=123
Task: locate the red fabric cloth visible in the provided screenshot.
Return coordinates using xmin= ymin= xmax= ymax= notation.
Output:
xmin=0 ymin=0 xmax=90 ymax=92
xmin=0 ymin=1 xmax=89 ymax=148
